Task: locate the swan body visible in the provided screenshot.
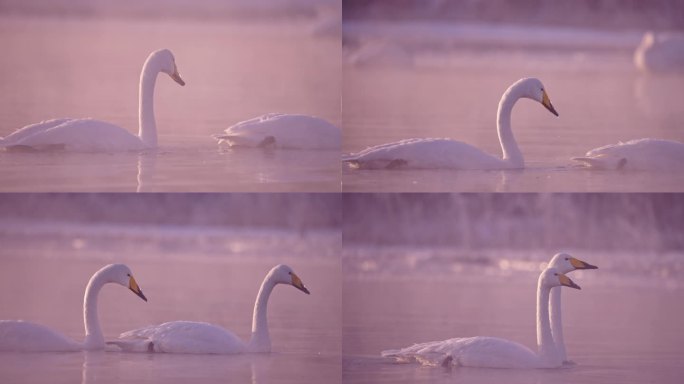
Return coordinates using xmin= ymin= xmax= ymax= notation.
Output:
xmin=214 ymin=114 xmax=340 ymax=150
xmin=109 ymin=264 xmax=310 ymax=354
xmin=343 ymin=77 xmax=558 ymax=170
xmin=634 ymin=31 xmax=684 ymax=73
xmin=547 ymin=253 xmax=597 ymax=364
xmin=573 ymin=138 xmax=684 ymax=170
xmin=381 ymin=268 xmax=581 ymax=369
xmin=0 ymin=49 xmax=185 ymax=152
xmin=0 ymin=264 xmax=147 ymax=352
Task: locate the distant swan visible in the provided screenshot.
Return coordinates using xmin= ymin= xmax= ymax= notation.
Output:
xmin=381 ymin=268 xmax=581 ymax=369
xmin=634 ymin=31 xmax=684 ymax=73
xmin=343 ymin=77 xmax=558 ymax=170
xmin=109 ymin=264 xmax=309 ymax=354
xmin=214 ymin=114 xmax=340 ymax=150
xmin=573 ymin=138 xmax=684 ymax=170
xmin=0 ymin=264 xmax=147 ymax=352
xmin=0 ymin=49 xmax=185 ymax=152
xmin=547 ymin=253 xmax=597 ymax=364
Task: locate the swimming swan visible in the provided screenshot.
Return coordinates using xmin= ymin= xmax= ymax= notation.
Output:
xmin=0 ymin=49 xmax=185 ymax=152
xmin=547 ymin=253 xmax=597 ymax=364
xmin=572 ymin=138 xmax=684 ymax=170
xmin=214 ymin=113 xmax=340 ymax=150
xmin=381 ymin=268 xmax=580 ymax=369
xmin=343 ymin=77 xmax=558 ymax=170
xmin=0 ymin=264 xmax=147 ymax=352
xmin=634 ymin=31 xmax=684 ymax=73
xmin=108 ymin=264 xmax=310 ymax=354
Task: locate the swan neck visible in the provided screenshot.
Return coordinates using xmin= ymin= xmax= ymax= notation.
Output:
xmin=536 ymin=278 xmax=555 ymax=361
xmin=139 ymin=59 xmax=159 ymax=147
xmin=249 ymin=275 xmax=276 ymax=352
xmin=497 ymin=87 xmax=523 ymax=167
xmin=83 ymin=271 xmax=106 ymax=349
xmin=550 ymin=287 xmax=567 ymax=361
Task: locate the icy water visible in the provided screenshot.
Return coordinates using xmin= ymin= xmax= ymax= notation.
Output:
xmin=0 ymin=16 xmax=340 ymax=192
xmin=342 ymin=22 xmax=684 ymax=192
xmin=0 ymin=222 xmax=341 ymax=383
xmin=342 ymin=247 xmax=684 ymax=384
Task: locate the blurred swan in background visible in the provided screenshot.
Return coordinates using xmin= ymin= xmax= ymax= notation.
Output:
xmin=634 ymin=31 xmax=684 ymax=73
xmin=573 ymin=138 xmax=684 ymax=170
xmin=0 ymin=264 xmax=147 ymax=352
xmin=343 ymin=77 xmax=559 ymax=170
xmin=0 ymin=49 xmax=185 ymax=152
xmin=381 ymin=267 xmax=581 ymax=369
xmin=214 ymin=114 xmax=340 ymax=150
xmin=109 ymin=264 xmax=309 ymax=354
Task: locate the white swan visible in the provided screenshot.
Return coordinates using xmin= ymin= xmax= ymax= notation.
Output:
xmin=381 ymin=268 xmax=580 ymax=369
xmin=0 ymin=264 xmax=147 ymax=352
xmin=547 ymin=253 xmax=597 ymax=364
xmin=343 ymin=77 xmax=558 ymax=170
xmin=214 ymin=113 xmax=340 ymax=150
xmin=572 ymin=138 xmax=684 ymax=170
xmin=0 ymin=49 xmax=185 ymax=152
xmin=634 ymin=31 xmax=684 ymax=73
xmin=109 ymin=264 xmax=309 ymax=354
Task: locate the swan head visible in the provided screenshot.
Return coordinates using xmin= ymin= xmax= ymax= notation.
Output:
xmin=541 ymin=268 xmax=581 ymax=290
xmin=549 ymin=253 xmax=598 ymax=274
xmin=99 ymin=264 xmax=148 ymax=302
xmin=148 ymin=49 xmax=185 ymax=86
xmin=516 ymin=77 xmax=558 ymax=117
xmin=269 ymin=264 xmax=310 ymax=294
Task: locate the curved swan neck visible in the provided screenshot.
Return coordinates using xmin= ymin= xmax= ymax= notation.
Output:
xmin=497 ymin=84 xmax=524 ymax=167
xmin=249 ymin=274 xmax=277 ymax=352
xmin=139 ymin=56 xmax=159 ymax=147
xmin=550 ymin=287 xmax=567 ymax=361
xmin=536 ymin=277 xmax=556 ymax=362
xmin=83 ymin=271 xmax=107 ymax=349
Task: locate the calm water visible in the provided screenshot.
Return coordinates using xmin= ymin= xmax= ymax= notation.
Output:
xmin=342 ymin=23 xmax=684 ymax=192
xmin=0 ymin=16 xmax=340 ymax=192
xmin=342 ymin=248 xmax=684 ymax=384
xmin=0 ymin=224 xmax=341 ymax=383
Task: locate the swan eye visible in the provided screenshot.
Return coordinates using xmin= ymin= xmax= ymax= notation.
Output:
xmin=565 ymin=257 xmax=568 ymax=260
xmin=127 ymin=273 xmax=131 ymax=277
xmin=554 ymin=273 xmax=558 ymax=276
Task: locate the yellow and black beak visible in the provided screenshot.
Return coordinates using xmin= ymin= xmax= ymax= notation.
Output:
xmin=541 ymin=90 xmax=559 ymax=117
xmin=129 ymin=275 xmax=148 ymax=302
xmin=291 ymin=273 xmax=310 ymax=295
xmin=170 ymin=67 xmax=185 ymax=86
xmin=558 ymin=273 xmax=581 ymax=290
xmin=569 ymin=257 xmax=598 ymax=270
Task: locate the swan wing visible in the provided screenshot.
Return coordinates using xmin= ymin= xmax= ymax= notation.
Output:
xmin=0 ymin=118 xmax=77 ymax=145
xmin=1 ymin=118 xmax=145 ymax=152
xmin=382 ymin=336 xmax=543 ymax=368
xmin=112 ymin=321 xmax=247 ymax=354
xmin=217 ymin=114 xmax=340 ymax=149
xmin=0 ymin=320 xmax=81 ymax=352
xmin=343 ymin=138 xmax=507 ymax=170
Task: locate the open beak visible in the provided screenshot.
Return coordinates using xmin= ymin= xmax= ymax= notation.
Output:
xmin=558 ymin=273 xmax=581 ymax=290
xmin=170 ymin=68 xmax=185 ymax=86
xmin=570 ymin=257 xmax=598 ymax=270
xmin=541 ymin=90 xmax=559 ymax=117
xmin=129 ymin=276 xmax=148 ymax=302
xmin=291 ymin=273 xmax=310 ymax=295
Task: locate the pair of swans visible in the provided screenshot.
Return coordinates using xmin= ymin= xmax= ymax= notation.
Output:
xmin=344 ymin=77 xmax=684 ymax=171
xmin=0 ymin=264 xmax=309 ymax=354
xmin=0 ymin=49 xmax=340 ymax=152
xmin=382 ymin=253 xmax=598 ymax=369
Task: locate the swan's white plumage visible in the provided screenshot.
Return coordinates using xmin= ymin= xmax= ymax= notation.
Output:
xmin=573 ymin=138 xmax=684 ymax=170
xmin=0 ymin=49 xmax=184 ymax=152
xmin=343 ymin=77 xmax=558 ymax=170
xmin=215 ymin=114 xmax=340 ymax=150
xmin=0 ymin=264 xmax=147 ymax=352
xmin=634 ymin=31 xmax=684 ymax=73
xmin=382 ymin=268 xmax=580 ymax=369
xmin=110 ymin=264 xmax=310 ymax=354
